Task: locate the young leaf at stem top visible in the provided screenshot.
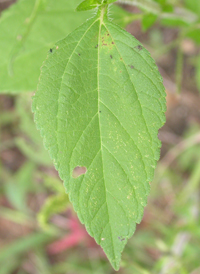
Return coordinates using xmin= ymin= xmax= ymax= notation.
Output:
xmin=76 ymin=0 xmax=101 ymax=11
xmin=76 ymin=0 xmax=117 ymax=11
xmin=33 ymin=3 xmax=166 ymax=270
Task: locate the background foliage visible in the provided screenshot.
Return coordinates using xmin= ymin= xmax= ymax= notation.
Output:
xmin=0 ymin=0 xmax=200 ymax=273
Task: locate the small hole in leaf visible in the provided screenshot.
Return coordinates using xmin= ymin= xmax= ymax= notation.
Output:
xmin=72 ymin=166 xmax=87 ymax=178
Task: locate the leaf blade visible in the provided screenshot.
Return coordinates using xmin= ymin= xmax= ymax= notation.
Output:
xmin=33 ymin=10 xmax=166 ymax=270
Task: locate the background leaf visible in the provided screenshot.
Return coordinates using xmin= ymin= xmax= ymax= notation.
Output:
xmin=4 ymin=161 xmax=35 ymax=212
xmin=38 ymin=193 xmax=69 ymax=230
xmin=15 ymin=94 xmax=52 ymax=165
xmin=142 ymin=13 xmax=157 ymax=31
xmin=107 ymin=0 xmax=117 ymax=3
xmin=33 ymin=8 xmax=166 ymax=269
xmin=0 ymin=0 xmax=92 ymax=93
xmin=184 ymin=0 xmax=200 ymax=16
xmin=109 ymin=5 xmax=143 ymax=28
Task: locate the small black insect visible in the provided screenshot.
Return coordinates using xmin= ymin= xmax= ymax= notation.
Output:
xmin=110 ymin=55 xmax=113 ymax=59
xmin=50 ymin=48 xmax=53 ymax=53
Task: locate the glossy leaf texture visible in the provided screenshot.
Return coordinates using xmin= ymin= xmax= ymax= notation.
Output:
xmin=0 ymin=0 xmax=91 ymax=93
xmin=33 ymin=8 xmax=166 ymax=270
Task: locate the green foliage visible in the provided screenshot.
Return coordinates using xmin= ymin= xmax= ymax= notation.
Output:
xmin=4 ymin=162 xmax=35 ymax=212
xmin=109 ymin=5 xmax=142 ymax=28
xmin=76 ymin=0 xmax=117 ymax=11
xmin=184 ymin=0 xmax=200 ymax=16
xmin=142 ymin=13 xmax=157 ymax=31
xmin=15 ymin=94 xmax=52 ymax=165
xmin=107 ymin=0 xmax=117 ymax=3
xmin=38 ymin=175 xmax=69 ymax=230
xmin=33 ymin=4 xmax=166 ymax=269
xmin=118 ymin=0 xmax=162 ymax=14
xmin=0 ymin=232 xmax=54 ymax=264
xmin=76 ymin=0 xmax=102 ymax=11
xmin=0 ymin=0 xmax=92 ymax=93
xmin=2 ymin=0 xmax=200 ymax=272
xmin=38 ymin=194 xmax=69 ymax=230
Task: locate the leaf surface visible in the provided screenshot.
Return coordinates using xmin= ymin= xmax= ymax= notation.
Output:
xmin=0 ymin=0 xmax=91 ymax=93
xmin=33 ymin=8 xmax=166 ymax=270
xmin=76 ymin=0 xmax=102 ymax=11
xmin=76 ymin=0 xmax=117 ymax=11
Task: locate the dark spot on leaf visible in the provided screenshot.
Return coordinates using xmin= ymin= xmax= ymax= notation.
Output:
xmin=107 ymin=33 xmax=110 ymax=36
xmin=72 ymin=166 xmax=87 ymax=178
xmin=78 ymin=53 xmax=80 ymax=56
xmin=95 ymin=44 xmax=98 ymax=48
xmin=103 ymin=43 xmax=107 ymax=46
xmin=120 ymin=58 xmax=122 ymax=61
xmin=118 ymin=236 xmax=125 ymax=241
xmin=50 ymin=48 xmax=53 ymax=53
xmin=99 ymin=111 xmax=101 ymax=113
xmin=128 ymin=65 xmax=135 ymax=69
xmin=135 ymin=45 xmax=143 ymax=51
xmin=110 ymin=55 xmax=113 ymax=59
xmin=112 ymin=42 xmax=114 ymax=44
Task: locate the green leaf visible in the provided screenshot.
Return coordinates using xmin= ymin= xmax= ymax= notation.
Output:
xmin=117 ymin=0 xmax=162 ymax=15
xmin=38 ymin=194 xmax=69 ymax=230
xmin=107 ymin=0 xmax=117 ymax=3
xmin=76 ymin=0 xmax=101 ymax=11
xmin=118 ymin=0 xmax=198 ymax=25
xmin=186 ymin=29 xmax=200 ymax=45
xmin=4 ymin=162 xmax=35 ymax=212
xmin=142 ymin=13 xmax=157 ymax=31
xmin=33 ymin=7 xmax=166 ymax=270
xmin=76 ymin=0 xmax=117 ymax=11
xmin=15 ymin=94 xmax=52 ymax=165
xmin=0 ymin=0 xmax=92 ymax=93
xmin=110 ymin=5 xmax=143 ymax=28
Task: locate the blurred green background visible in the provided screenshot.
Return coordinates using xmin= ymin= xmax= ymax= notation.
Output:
xmin=0 ymin=0 xmax=200 ymax=273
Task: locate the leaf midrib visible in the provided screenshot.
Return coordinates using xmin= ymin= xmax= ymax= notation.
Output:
xmin=97 ymin=9 xmax=117 ymax=266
